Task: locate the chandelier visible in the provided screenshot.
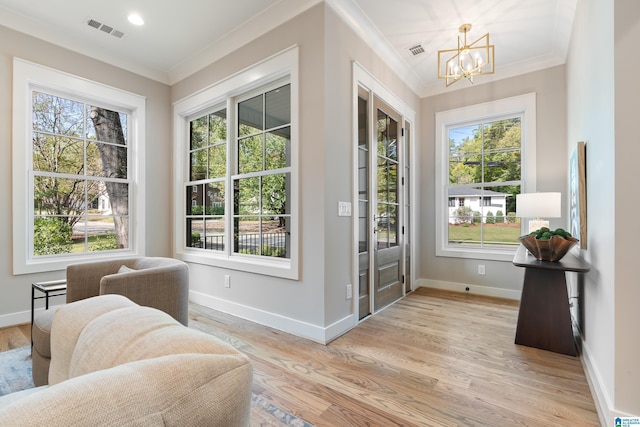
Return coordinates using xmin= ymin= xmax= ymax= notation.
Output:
xmin=437 ymin=23 xmax=495 ymax=87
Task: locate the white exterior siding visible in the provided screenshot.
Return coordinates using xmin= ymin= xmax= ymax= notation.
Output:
xmin=447 ymin=194 xmax=508 ymax=224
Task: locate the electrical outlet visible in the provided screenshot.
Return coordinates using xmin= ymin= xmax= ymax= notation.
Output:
xmin=346 ymin=284 xmax=353 ymax=299
xmin=478 ymin=264 xmax=486 ymax=275
xmin=224 ymin=275 xmax=231 ymax=288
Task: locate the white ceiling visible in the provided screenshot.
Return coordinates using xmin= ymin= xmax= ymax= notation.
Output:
xmin=0 ymin=0 xmax=577 ymax=97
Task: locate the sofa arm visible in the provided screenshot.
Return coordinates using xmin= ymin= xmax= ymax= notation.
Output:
xmin=0 ymin=354 xmax=253 ymax=427
xmin=99 ymin=264 xmax=189 ymax=326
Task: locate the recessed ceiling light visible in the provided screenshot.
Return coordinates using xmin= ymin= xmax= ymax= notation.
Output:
xmin=127 ymin=13 xmax=144 ymax=26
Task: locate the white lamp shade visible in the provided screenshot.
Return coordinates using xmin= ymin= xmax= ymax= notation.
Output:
xmin=516 ymin=192 xmax=561 ymax=218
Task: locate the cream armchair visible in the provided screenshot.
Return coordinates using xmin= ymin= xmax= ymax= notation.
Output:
xmin=32 ymin=257 xmax=189 ymax=386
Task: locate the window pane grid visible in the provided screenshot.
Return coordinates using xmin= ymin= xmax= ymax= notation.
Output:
xmin=447 ymin=116 xmax=522 ymax=249
xmin=234 ymin=84 xmax=291 ymax=259
xmin=31 ymin=90 xmax=130 ymax=256
xmin=184 ymin=82 xmax=292 ymax=260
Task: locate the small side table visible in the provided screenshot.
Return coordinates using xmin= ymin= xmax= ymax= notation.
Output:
xmin=31 ymin=280 xmax=67 ymax=347
xmin=512 ymin=245 xmax=590 ymax=356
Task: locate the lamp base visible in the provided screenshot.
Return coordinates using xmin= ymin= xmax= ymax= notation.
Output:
xmin=528 ymin=219 xmax=549 ymax=234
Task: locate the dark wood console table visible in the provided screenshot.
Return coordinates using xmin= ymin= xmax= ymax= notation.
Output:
xmin=512 ymin=245 xmax=590 ymax=356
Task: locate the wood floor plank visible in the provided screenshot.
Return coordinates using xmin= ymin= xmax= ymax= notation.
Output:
xmin=188 ymin=287 xmax=599 ymax=426
xmin=1 ymin=287 xmax=600 ymax=426
xmin=0 ymin=324 xmax=30 ymax=352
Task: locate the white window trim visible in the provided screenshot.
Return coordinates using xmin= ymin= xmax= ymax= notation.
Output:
xmin=435 ymin=93 xmax=536 ymax=261
xmin=12 ymin=58 xmax=146 ymax=275
xmin=173 ymin=46 xmax=299 ymax=280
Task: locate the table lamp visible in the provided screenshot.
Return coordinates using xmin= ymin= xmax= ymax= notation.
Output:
xmin=516 ymin=192 xmax=561 ymax=233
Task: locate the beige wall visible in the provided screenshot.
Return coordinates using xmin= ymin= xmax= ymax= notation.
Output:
xmin=171 ymin=5 xmax=328 ymax=334
xmin=0 ymin=25 xmax=172 ymax=325
xmin=567 ymin=0 xmax=640 ymax=420
xmin=419 ymin=66 xmax=568 ymax=296
xmin=322 ymin=6 xmax=420 ymax=323
xmin=171 ymin=4 xmax=419 ymax=340
xmin=613 ymin=0 xmax=640 ymax=416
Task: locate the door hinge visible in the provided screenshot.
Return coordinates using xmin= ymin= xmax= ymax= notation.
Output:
xmin=402 ymin=275 xmax=405 ymax=283
xmin=402 ymin=226 xmax=405 ymax=234
xmin=402 ymin=127 xmax=405 ymax=137
xmin=401 ymin=177 xmax=405 ymax=186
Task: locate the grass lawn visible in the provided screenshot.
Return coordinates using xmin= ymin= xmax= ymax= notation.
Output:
xmin=70 ymin=233 xmax=118 ymax=252
xmin=449 ymin=222 xmax=522 ymax=245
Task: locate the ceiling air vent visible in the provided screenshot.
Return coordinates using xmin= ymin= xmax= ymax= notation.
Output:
xmin=408 ymin=44 xmax=425 ymax=56
xmin=86 ymin=18 xmax=125 ymax=39
xmin=87 ymin=19 xmax=101 ymax=29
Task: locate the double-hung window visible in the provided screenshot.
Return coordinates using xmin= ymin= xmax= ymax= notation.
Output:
xmin=12 ymin=59 xmax=146 ymax=274
xmin=175 ymin=47 xmax=298 ymax=279
xmin=435 ymin=93 xmax=536 ymax=261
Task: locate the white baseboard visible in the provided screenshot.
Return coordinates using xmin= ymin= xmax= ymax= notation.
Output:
xmin=0 ymin=305 xmax=66 ymax=329
xmin=580 ymin=342 xmax=611 ymax=426
xmin=189 ymin=290 xmax=355 ymax=345
xmin=416 ymin=278 xmax=521 ymax=300
xmin=580 ymin=340 xmax=640 ymax=425
xmin=0 ymin=310 xmax=31 ymax=329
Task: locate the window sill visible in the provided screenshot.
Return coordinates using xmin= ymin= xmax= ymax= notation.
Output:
xmin=436 ymin=246 xmax=517 ymax=262
xmin=177 ymin=249 xmax=298 ymax=280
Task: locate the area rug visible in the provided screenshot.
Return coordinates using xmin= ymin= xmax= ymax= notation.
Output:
xmin=0 ymin=347 xmax=313 ymax=426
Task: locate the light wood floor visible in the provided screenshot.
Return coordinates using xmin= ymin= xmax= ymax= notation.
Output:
xmin=1 ymin=287 xmax=600 ymax=426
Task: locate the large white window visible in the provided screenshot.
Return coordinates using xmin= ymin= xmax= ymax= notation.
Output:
xmin=435 ymin=93 xmax=536 ymax=261
xmin=174 ymin=47 xmax=298 ymax=279
xmin=12 ymin=59 xmax=146 ymax=274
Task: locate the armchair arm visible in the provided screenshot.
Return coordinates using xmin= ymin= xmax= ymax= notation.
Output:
xmin=99 ymin=263 xmax=189 ymax=326
xmin=66 ymin=259 xmax=139 ymax=303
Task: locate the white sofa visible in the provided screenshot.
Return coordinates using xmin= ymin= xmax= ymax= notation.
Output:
xmin=0 ymin=295 xmax=253 ymax=426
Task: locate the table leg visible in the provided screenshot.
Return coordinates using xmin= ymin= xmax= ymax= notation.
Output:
xmin=515 ymin=268 xmax=577 ymax=356
xmin=31 ymin=286 xmax=35 ymax=348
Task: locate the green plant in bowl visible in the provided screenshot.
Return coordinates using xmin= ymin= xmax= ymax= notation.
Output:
xmin=519 ymin=227 xmax=578 ymax=262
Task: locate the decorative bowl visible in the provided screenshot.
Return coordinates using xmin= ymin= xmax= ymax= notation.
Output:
xmin=519 ymin=234 xmax=579 ymax=262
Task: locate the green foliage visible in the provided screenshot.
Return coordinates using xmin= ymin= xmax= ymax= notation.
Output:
xmin=453 ymin=206 xmax=474 ymax=225
xmin=495 ymin=210 xmax=504 ymax=223
xmin=89 ymin=234 xmax=118 ymax=251
xmin=449 ymin=118 xmax=521 ymax=187
xmin=262 ymin=244 xmax=286 ymax=258
xmin=473 ymin=211 xmax=482 ymax=224
xmin=486 ymin=211 xmax=495 ymax=224
xmin=34 ymin=217 xmax=72 ymax=255
xmin=191 ymin=232 xmax=201 ymax=244
xmin=506 ymin=212 xmax=517 ymax=223
xmin=528 ymin=227 xmax=572 ymax=241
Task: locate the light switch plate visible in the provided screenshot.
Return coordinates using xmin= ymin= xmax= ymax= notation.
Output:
xmin=338 ymin=201 xmax=352 ymax=217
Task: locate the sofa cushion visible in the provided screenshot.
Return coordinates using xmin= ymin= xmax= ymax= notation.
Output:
xmin=48 ymin=294 xmax=137 ymax=385
xmin=67 ymin=305 xmax=241 ymax=379
xmin=118 ymin=264 xmax=136 ymax=274
xmin=0 ymin=353 xmax=252 ymax=426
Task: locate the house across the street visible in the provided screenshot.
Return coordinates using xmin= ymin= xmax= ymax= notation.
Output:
xmin=447 ymin=187 xmax=510 ymax=223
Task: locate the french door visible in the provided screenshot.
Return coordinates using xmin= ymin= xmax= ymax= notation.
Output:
xmin=357 ymin=87 xmax=410 ymax=320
